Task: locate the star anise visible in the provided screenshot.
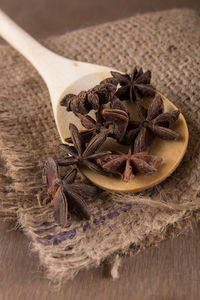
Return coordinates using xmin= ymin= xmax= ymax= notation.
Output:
xmin=60 ymin=82 xmax=116 ymax=114
xmin=57 ymin=123 xmax=111 ymax=175
xmin=42 ymin=157 xmax=97 ymax=226
xmin=89 ymin=82 xmax=116 ymax=109
xmin=97 ymin=148 xmax=162 ymax=182
xmin=102 ymin=98 xmax=129 ymax=142
xmin=111 ymin=67 xmax=155 ymax=103
xmin=125 ymin=95 xmax=180 ymax=152
xmin=100 ymin=77 xmax=118 ymax=86
xmin=65 ymin=112 xmax=108 ymax=144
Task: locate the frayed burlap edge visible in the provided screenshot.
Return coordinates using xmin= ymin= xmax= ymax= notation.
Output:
xmin=17 ymin=205 xmax=200 ymax=286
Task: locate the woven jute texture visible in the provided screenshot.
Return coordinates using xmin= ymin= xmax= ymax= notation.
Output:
xmin=0 ymin=8 xmax=200 ymax=283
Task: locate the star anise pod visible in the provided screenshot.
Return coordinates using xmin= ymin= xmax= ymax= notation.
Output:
xmin=42 ymin=157 xmax=97 ymax=226
xmin=60 ymin=82 xmax=116 ymax=114
xmin=88 ymin=82 xmax=116 ymax=109
xmin=102 ymin=98 xmax=129 ymax=142
xmin=100 ymin=77 xmax=118 ymax=86
xmin=97 ymin=148 xmax=162 ymax=182
xmin=111 ymin=67 xmax=155 ymax=103
xmin=65 ymin=112 xmax=108 ymax=144
xmin=125 ymin=95 xmax=180 ymax=152
xmin=58 ymin=123 xmax=111 ymax=175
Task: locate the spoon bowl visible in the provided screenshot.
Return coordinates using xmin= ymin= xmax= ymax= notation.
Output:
xmin=78 ymin=93 xmax=188 ymax=192
xmin=0 ymin=10 xmax=189 ymax=193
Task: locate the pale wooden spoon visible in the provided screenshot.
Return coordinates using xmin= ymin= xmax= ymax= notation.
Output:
xmin=0 ymin=10 xmax=189 ymax=193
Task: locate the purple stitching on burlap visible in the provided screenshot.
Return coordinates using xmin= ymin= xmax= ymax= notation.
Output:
xmin=107 ymin=211 xmax=120 ymax=219
xmin=36 ymin=237 xmax=52 ymax=246
xmin=37 ymin=204 xmax=132 ymax=246
xmin=37 ymin=229 xmax=76 ymax=246
xmin=93 ymin=217 xmax=105 ymax=225
xmin=121 ymin=204 xmax=132 ymax=212
xmin=82 ymin=222 xmax=90 ymax=231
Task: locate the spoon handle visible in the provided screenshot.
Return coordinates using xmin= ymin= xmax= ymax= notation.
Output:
xmin=0 ymin=10 xmax=78 ymax=88
xmin=0 ymin=10 xmax=80 ymax=97
xmin=0 ymin=11 xmax=60 ymax=76
xmin=0 ymin=10 xmax=110 ymax=102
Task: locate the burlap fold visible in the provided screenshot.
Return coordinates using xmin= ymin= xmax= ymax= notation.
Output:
xmin=0 ymin=8 xmax=200 ymax=283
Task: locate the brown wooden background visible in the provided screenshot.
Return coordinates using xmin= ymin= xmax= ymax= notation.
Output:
xmin=0 ymin=1 xmax=200 ymax=299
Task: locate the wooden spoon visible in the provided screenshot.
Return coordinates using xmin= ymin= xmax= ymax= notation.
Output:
xmin=0 ymin=10 xmax=189 ymax=193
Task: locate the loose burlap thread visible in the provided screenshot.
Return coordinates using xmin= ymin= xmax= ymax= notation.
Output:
xmin=0 ymin=9 xmax=200 ymax=284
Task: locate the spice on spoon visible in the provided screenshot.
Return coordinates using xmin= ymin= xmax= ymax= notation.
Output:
xmin=43 ymin=66 xmax=181 ymax=225
xmin=60 ymin=82 xmax=116 ymax=114
xmin=124 ymin=95 xmax=180 ymax=152
xmin=97 ymin=148 xmax=162 ymax=182
xmin=57 ymin=123 xmax=111 ymax=175
xmin=111 ymin=67 xmax=155 ymax=103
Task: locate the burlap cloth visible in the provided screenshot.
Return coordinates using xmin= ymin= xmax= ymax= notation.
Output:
xmin=0 ymin=8 xmax=200 ymax=284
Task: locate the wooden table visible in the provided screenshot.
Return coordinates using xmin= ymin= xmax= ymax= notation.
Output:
xmin=0 ymin=1 xmax=200 ymax=299
xmin=1 ymin=221 xmax=200 ymax=300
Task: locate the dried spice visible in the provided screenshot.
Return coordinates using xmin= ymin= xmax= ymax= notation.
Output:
xmin=100 ymin=77 xmax=118 ymax=86
xmin=102 ymin=98 xmax=129 ymax=142
xmin=97 ymin=148 xmax=162 ymax=182
xmin=125 ymin=95 xmax=180 ymax=152
xmin=57 ymin=123 xmax=111 ymax=175
xmin=58 ymin=68 xmax=180 ymax=183
xmin=43 ymin=65 xmax=182 ymax=224
xmin=42 ymin=157 xmax=97 ymax=226
xmin=87 ymin=82 xmax=116 ymax=109
xmin=65 ymin=98 xmax=129 ymax=144
xmin=65 ymin=112 xmax=108 ymax=144
xmin=111 ymin=67 xmax=155 ymax=103
xmin=60 ymin=82 xmax=116 ymax=114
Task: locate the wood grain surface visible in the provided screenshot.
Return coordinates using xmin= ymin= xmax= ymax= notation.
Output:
xmin=1 ymin=221 xmax=200 ymax=300
xmin=0 ymin=1 xmax=200 ymax=299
